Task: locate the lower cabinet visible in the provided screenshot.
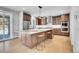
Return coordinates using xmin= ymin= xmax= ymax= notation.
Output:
xmin=45 ymin=30 xmax=52 ymax=39
xmin=52 ymin=28 xmax=69 ymax=36
xmin=21 ymin=30 xmax=52 ymax=48
xmin=61 ymin=32 xmax=69 ymax=36
xmin=52 ymin=29 xmax=61 ymax=35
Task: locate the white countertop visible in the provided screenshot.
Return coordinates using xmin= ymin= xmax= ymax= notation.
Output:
xmin=22 ymin=29 xmax=52 ymax=35
xmin=35 ymin=25 xmax=61 ymax=29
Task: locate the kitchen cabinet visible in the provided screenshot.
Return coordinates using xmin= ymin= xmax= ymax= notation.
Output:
xmin=45 ymin=30 xmax=52 ymax=39
xmin=23 ymin=13 xmax=31 ymax=30
xmin=52 ymin=28 xmax=61 ymax=35
xmin=23 ymin=15 xmax=26 ymax=21
xmin=23 ymin=13 xmax=31 ymax=21
xmin=52 ymin=13 xmax=70 ymax=36
xmin=61 ymin=32 xmax=69 ymax=36
xmin=61 ymin=14 xmax=69 ymax=22
xmin=36 ymin=17 xmax=47 ymax=25
xmin=36 ymin=18 xmax=42 ymax=25
xmin=52 ymin=16 xmax=61 ymax=25
xmin=52 ymin=28 xmax=69 ymax=36
xmin=21 ymin=29 xmax=52 ymax=48
xmin=52 ymin=14 xmax=69 ymax=24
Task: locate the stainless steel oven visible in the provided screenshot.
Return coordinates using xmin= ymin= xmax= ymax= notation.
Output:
xmin=61 ymin=22 xmax=69 ymax=32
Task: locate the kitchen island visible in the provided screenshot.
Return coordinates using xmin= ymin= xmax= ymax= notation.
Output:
xmin=20 ymin=29 xmax=53 ymax=48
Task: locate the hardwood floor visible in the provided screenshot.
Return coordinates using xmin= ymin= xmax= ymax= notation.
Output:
xmin=0 ymin=35 xmax=73 ymax=53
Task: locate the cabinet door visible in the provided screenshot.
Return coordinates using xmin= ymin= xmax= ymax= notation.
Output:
xmin=61 ymin=14 xmax=69 ymax=22
xmin=52 ymin=29 xmax=57 ymax=35
xmin=52 ymin=17 xmax=56 ymax=25
xmin=23 ymin=13 xmax=31 ymax=21
xmin=52 ymin=16 xmax=61 ymax=25
xmin=38 ymin=19 xmax=42 ymax=25
xmin=27 ymin=15 xmax=31 ymax=21
xmin=52 ymin=29 xmax=61 ymax=35
xmin=46 ymin=30 xmax=52 ymax=39
xmin=61 ymin=15 xmax=65 ymax=22
xmin=36 ymin=17 xmax=47 ymax=25
xmin=31 ymin=34 xmax=37 ymax=47
xmin=53 ymin=28 xmax=69 ymax=36
xmin=65 ymin=14 xmax=69 ymax=21
xmin=23 ymin=15 xmax=26 ymax=21
xmin=61 ymin=32 xmax=69 ymax=36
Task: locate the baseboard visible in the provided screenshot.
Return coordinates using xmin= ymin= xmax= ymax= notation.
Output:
xmin=0 ymin=36 xmax=19 ymax=42
xmin=12 ymin=36 xmax=19 ymax=39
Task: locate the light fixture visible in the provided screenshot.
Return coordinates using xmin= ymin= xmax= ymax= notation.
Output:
xmin=38 ymin=6 xmax=43 ymax=19
xmin=23 ymin=8 xmax=26 ymax=10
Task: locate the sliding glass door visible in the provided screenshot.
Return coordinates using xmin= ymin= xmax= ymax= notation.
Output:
xmin=0 ymin=14 xmax=10 ymax=40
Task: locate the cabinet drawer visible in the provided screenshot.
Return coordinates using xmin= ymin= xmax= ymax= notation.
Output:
xmin=52 ymin=29 xmax=61 ymax=35
xmin=61 ymin=32 xmax=69 ymax=36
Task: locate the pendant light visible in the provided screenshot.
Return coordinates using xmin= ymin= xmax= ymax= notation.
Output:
xmin=38 ymin=6 xmax=42 ymax=19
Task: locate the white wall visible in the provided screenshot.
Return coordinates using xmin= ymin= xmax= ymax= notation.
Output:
xmin=0 ymin=7 xmax=19 ymax=38
xmin=19 ymin=11 xmax=23 ymax=32
xmin=70 ymin=6 xmax=79 ymax=52
xmin=12 ymin=12 xmax=19 ymax=37
xmin=33 ymin=6 xmax=70 ymax=16
xmin=31 ymin=7 xmax=70 ymax=29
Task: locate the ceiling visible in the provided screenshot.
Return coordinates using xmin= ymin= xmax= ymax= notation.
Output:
xmin=4 ymin=6 xmax=71 ymax=16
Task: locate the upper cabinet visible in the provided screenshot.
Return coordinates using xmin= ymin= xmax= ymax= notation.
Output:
xmin=23 ymin=13 xmax=31 ymax=21
xmin=52 ymin=16 xmax=61 ymax=25
xmin=23 ymin=13 xmax=31 ymax=30
xmin=36 ymin=17 xmax=47 ymax=25
xmin=52 ymin=13 xmax=70 ymax=25
xmin=61 ymin=14 xmax=69 ymax=22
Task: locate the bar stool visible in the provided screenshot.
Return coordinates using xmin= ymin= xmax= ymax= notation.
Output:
xmin=36 ymin=33 xmax=46 ymax=51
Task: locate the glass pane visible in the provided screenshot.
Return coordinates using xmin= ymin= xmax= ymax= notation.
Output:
xmin=0 ymin=15 xmax=10 ymax=39
xmin=0 ymin=16 xmax=4 ymax=39
xmin=4 ymin=16 xmax=10 ymax=38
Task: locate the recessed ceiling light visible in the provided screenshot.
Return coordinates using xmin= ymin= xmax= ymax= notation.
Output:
xmin=23 ymin=8 xmax=26 ymax=10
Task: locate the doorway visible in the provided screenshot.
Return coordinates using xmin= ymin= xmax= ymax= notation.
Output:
xmin=0 ymin=12 xmax=10 ymax=40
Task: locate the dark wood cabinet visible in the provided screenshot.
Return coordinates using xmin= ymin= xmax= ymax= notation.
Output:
xmin=36 ymin=19 xmax=42 ymax=25
xmin=61 ymin=32 xmax=69 ymax=36
xmin=61 ymin=14 xmax=69 ymax=22
xmin=52 ymin=14 xmax=69 ymax=25
xmin=36 ymin=17 xmax=47 ymax=25
xmin=52 ymin=28 xmax=69 ymax=36
xmin=21 ymin=30 xmax=52 ymax=48
xmin=52 ymin=16 xmax=61 ymax=25
xmin=52 ymin=29 xmax=61 ymax=35
xmin=52 ymin=13 xmax=70 ymax=36
xmin=23 ymin=13 xmax=31 ymax=21
xmin=45 ymin=30 xmax=52 ymax=39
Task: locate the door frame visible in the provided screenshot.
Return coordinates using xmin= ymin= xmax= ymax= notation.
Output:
xmin=0 ymin=10 xmax=12 ymax=40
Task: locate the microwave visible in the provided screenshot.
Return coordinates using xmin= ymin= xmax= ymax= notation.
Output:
xmin=61 ymin=22 xmax=69 ymax=32
xmin=61 ymin=22 xmax=69 ymax=26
